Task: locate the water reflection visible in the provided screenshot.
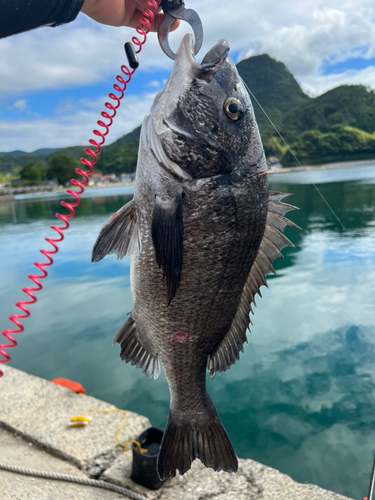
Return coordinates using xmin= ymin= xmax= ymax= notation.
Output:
xmin=0 ymin=193 xmax=134 ymax=227
xmin=1 ymin=165 xmax=375 ymax=499
xmin=210 ymin=324 xmax=375 ymax=496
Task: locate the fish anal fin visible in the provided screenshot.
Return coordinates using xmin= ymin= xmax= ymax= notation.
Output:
xmin=157 ymin=401 xmax=238 ymax=480
xmin=92 ymin=200 xmax=141 ymax=263
xmin=113 ymin=315 xmax=160 ymax=379
xmin=208 ymin=190 xmax=299 ymax=378
xmin=152 ymin=192 xmax=184 ymax=306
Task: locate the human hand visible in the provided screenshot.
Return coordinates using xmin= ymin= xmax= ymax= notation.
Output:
xmin=81 ymin=0 xmax=180 ymax=31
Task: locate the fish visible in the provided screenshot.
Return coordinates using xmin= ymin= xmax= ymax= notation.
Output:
xmin=92 ymin=33 xmax=299 ymax=480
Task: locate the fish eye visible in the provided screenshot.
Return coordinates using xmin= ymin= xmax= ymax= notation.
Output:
xmin=224 ymin=97 xmax=242 ymax=121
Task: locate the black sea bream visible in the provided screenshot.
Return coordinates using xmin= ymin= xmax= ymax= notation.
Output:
xmin=92 ymin=34 xmax=298 ymax=480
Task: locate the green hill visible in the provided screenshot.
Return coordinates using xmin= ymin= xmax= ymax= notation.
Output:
xmin=238 ymin=55 xmax=375 ymax=164
xmin=1 ymin=54 xmax=375 ymax=175
xmin=2 ymin=148 xmax=62 ymax=156
xmin=109 ymin=126 xmax=141 ymax=148
xmin=0 ymin=127 xmax=142 ymax=177
xmin=282 ymin=84 xmax=375 ymax=135
xmin=238 ymin=55 xmax=375 ymax=150
xmin=237 ymin=54 xmax=311 ymax=137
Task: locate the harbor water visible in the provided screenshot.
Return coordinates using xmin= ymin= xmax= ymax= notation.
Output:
xmin=1 ymin=164 xmax=375 ymax=499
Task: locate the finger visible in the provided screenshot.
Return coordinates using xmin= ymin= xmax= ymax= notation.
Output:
xmin=125 ymin=11 xmax=180 ymax=33
xmin=132 ymin=0 xmax=162 ymax=19
xmin=168 ymin=18 xmax=180 ymax=32
xmin=134 ymin=0 xmax=161 ymax=11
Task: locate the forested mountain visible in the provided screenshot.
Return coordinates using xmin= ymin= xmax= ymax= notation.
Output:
xmin=238 ymin=55 xmax=375 ymax=138
xmin=237 ymin=54 xmax=375 ymax=164
xmin=282 ymin=85 xmax=375 ymax=135
xmin=1 ymin=54 xmax=375 ymax=176
xmin=236 ymin=54 xmax=311 ymax=137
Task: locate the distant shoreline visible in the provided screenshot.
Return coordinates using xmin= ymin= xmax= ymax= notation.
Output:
xmin=268 ymin=158 xmax=375 ymax=175
xmin=82 ymin=158 xmax=375 ymax=189
xmin=2 ymin=158 xmax=374 ymax=200
xmin=57 ymin=181 xmax=135 ymax=192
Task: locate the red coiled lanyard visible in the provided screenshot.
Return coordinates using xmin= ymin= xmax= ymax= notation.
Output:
xmin=0 ymin=0 xmax=162 ymax=377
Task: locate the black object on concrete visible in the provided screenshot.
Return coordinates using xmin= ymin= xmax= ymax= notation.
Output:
xmin=131 ymin=427 xmax=165 ymax=490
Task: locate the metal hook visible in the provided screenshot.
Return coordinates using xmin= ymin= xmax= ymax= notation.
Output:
xmin=158 ymin=0 xmax=204 ymax=60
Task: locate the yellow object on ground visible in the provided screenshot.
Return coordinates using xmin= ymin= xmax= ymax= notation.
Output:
xmin=69 ymin=409 xmax=148 ymax=457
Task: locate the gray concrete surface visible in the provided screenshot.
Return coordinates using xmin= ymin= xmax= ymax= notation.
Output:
xmin=0 ymin=366 xmax=353 ymax=500
xmin=0 ymin=365 xmax=150 ymax=476
xmin=0 ymin=428 xmax=124 ymax=500
xmin=103 ymin=454 xmax=352 ymax=500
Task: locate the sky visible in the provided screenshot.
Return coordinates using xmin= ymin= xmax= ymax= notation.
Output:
xmin=0 ymin=0 xmax=374 ymax=152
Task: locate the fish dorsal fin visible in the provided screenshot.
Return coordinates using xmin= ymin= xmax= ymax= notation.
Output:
xmin=207 ymin=192 xmax=300 ymax=378
xmin=113 ymin=314 xmax=160 ymax=379
xmin=92 ymin=199 xmax=141 ymax=263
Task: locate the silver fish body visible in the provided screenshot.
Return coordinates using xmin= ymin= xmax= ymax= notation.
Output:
xmin=92 ymin=34 xmax=298 ymax=480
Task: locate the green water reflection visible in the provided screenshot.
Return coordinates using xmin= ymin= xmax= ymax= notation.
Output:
xmin=1 ymin=165 xmax=375 ymax=499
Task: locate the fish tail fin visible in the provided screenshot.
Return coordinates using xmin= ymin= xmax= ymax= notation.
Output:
xmin=157 ymin=400 xmax=238 ymax=480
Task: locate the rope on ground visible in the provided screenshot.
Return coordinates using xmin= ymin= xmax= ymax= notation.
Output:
xmin=0 ymin=462 xmax=148 ymax=500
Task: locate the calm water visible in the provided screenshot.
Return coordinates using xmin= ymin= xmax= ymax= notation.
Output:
xmin=1 ymin=165 xmax=375 ymax=499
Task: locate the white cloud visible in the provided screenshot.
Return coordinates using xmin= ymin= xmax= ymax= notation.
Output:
xmin=146 ymin=80 xmax=160 ymax=88
xmin=0 ymin=92 xmax=157 ymax=152
xmin=0 ymin=0 xmax=374 ymax=150
xmin=301 ymin=65 xmax=375 ymax=97
xmin=236 ymin=2 xmax=375 ymax=92
xmin=0 ymin=16 xmax=173 ymax=99
xmin=10 ymin=99 xmax=28 ymax=111
xmin=0 ymin=0 xmax=374 ymax=97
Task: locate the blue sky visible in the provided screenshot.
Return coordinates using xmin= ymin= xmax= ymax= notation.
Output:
xmin=322 ymin=55 xmax=375 ymax=75
xmin=0 ymin=70 xmax=170 ymax=121
xmin=0 ymin=0 xmax=374 ymax=152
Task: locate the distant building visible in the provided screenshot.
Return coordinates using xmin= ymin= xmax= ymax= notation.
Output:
xmin=10 ymin=178 xmax=25 ymax=186
xmin=120 ymin=173 xmax=135 ymax=183
xmin=91 ymin=173 xmax=103 ymax=186
xmin=102 ymin=174 xmax=117 ymax=183
xmin=267 ymin=156 xmax=283 ymax=170
xmin=41 ymin=179 xmax=58 ymax=187
xmin=90 ymin=173 xmax=123 ymax=186
xmin=88 ymin=172 xmax=136 ymax=186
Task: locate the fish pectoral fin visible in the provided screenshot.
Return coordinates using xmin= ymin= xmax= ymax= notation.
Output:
xmin=91 ymin=199 xmax=141 ymax=263
xmin=157 ymin=398 xmax=238 ymax=480
xmin=152 ymin=192 xmax=184 ymax=306
xmin=208 ymin=191 xmax=300 ymax=379
xmin=113 ymin=314 xmax=160 ymax=379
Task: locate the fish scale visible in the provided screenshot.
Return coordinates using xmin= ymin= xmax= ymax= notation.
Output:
xmin=92 ymin=34 xmax=299 ymax=480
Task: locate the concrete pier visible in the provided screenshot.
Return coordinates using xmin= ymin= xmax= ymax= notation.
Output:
xmin=0 ymin=366 xmax=353 ymax=500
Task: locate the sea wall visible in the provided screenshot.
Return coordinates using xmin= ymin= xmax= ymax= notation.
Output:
xmin=0 ymin=366 xmax=352 ymax=500
xmin=0 ymin=185 xmax=55 ymax=196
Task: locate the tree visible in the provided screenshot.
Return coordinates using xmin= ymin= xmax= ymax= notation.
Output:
xmin=19 ymin=161 xmax=45 ymax=185
xmin=263 ymin=136 xmax=284 ymax=158
xmin=46 ymin=155 xmax=80 ymax=185
xmin=27 ymin=166 xmax=42 ymax=185
xmin=281 ymin=125 xmax=375 ymax=166
xmin=95 ymin=142 xmax=139 ymax=175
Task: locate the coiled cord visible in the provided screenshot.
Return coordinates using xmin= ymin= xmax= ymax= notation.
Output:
xmin=0 ymin=462 xmax=148 ymax=500
xmin=0 ymin=0 xmax=162 ymax=377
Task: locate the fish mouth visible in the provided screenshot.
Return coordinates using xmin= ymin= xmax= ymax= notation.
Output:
xmin=153 ymin=34 xmax=231 ymax=162
xmin=180 ymin=34 xmax=230 ymax=83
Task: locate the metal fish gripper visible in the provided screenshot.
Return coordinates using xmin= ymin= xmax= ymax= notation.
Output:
xmin=158 ymin=0 xmax=204 ymax=60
